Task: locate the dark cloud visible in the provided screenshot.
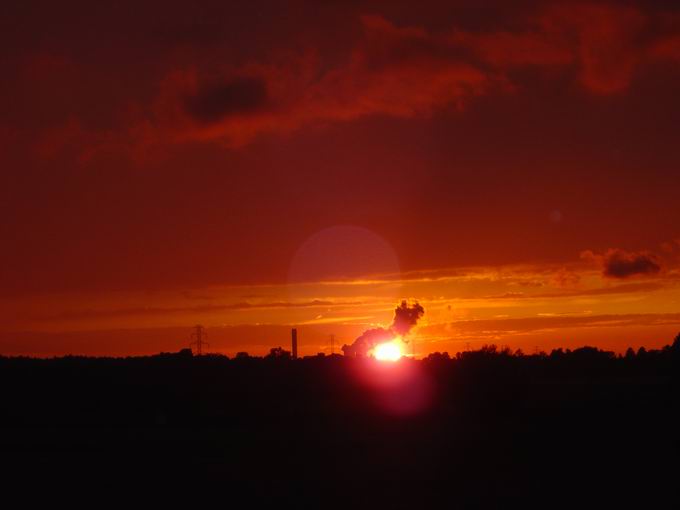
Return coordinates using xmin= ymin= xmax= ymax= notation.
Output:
xmin=392 ymin=300 xmax=425 ymax=336
xmin=583 ymin=248 xmax=662 ymax=279
xmin=184 ymin=76 xmax=268 ymax=123
xmin=603 ymin=249 xmax=662 ymax=278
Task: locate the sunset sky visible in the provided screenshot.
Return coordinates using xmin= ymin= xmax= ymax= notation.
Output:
xmin=2 ymin=0 xmax=680 ymax=357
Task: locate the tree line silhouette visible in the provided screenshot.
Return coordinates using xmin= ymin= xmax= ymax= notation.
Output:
xmin=0 ymin=334 xmax=678 ymax=507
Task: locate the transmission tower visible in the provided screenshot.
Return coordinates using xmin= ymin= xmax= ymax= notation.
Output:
xmin=330 ymin=334 xmax=335 ymax=355
xmin=190 ymin=324 xmax=209 ymax=355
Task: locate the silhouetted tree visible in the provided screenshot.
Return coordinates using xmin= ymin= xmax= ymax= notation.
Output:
xmin=480 ymin=344 xmax=498 ymax=355
xmin=550 ymin=348 xmax=565 ymax=359
xmin=266 ymin=347 xmax=291 ymax=359
xmin=425 ymin=352 xmax=450 ymax=362
xmin=178 ymin=348 xmax=193 ymax=358
xmin=670 ymin=333 xmax=680 ymax=364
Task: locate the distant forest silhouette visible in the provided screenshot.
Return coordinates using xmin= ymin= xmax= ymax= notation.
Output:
xmin=5 ymin=332 xmax=675 ymax=368
xmin=1 ymin=334 xmax=678 ymax=506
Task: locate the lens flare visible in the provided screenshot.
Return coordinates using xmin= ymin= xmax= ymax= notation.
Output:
xmin=374 ymin=341 xmax=402 ymax=362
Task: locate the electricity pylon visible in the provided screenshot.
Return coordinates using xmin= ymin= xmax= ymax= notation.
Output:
xmin=190 ymin=324 xmax=209 ymax=355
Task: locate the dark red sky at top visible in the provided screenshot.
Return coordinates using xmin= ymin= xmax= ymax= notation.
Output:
xmin=2 ymin=1 xmax=680 ymax=356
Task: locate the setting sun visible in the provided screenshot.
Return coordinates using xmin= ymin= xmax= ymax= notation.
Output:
xmin=374 ymin=341 xmax=402 ymax=362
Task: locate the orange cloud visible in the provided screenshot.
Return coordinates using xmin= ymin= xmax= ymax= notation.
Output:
xmin=423 ymin=312 xmax=680 ymax=336
xmin=26 ymin=4 xmax=680 ymax=156
xmin=552 ymin=267 xmax=581 ymax=288
xmin=149 ymin=15 xmax=492 ymax=147
xmin=145 ymin=5 xmax=680 ymax=148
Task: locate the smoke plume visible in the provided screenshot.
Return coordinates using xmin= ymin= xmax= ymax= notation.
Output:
xmin=392 ymin=300 xmax=425 ymax=336
xmin=342 ymin=300 xmax=425 ymax=357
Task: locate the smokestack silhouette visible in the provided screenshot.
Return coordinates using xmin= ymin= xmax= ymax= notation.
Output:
xmin=342 ymin=300 xmax=424 ymax=357
xmin=292 ymin=328 xmax=298 ymax=359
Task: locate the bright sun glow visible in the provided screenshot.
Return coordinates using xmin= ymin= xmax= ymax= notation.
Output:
xmin=374 ymin=341 xmax=402 ymax=362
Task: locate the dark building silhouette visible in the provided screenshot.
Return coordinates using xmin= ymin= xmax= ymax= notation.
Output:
xmin=291 ymin=328 xmax=298 ymax=359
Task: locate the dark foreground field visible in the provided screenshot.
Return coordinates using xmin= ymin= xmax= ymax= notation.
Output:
xmin=1 ymin=344 xmax=678 ymax=507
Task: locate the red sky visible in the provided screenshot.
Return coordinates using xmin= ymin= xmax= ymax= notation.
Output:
xmin=2 ymin=0 xmax=680 ymax=357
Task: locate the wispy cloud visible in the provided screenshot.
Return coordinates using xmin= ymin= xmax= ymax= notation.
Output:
xmin=34 ymin=299 xmax=368 ymax=322
xmin=422 ymin=312 xmax=680 ymax=336
xmin=33 ymin=3 xmax=680 ymax=158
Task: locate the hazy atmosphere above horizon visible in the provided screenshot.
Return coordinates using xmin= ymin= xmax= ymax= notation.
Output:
xmin=2 ymin=0 xmax=680 ymax=357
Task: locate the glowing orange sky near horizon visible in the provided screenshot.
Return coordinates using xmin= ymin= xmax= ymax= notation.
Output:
xmin=2 ymin=254 xmax=679 ymax=357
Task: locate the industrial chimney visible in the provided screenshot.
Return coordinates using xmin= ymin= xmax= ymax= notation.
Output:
xmin=291 ymin=328 xmax=298 ymax=359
